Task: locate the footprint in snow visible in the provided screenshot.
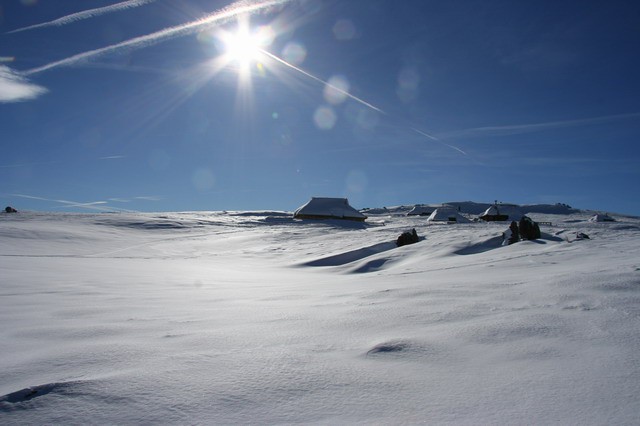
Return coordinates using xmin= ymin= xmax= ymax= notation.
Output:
xmin=366 ymin=340 xmax=410 ymax=355
xmin=0 ymin=381 xmax=83 ymax=408
xmin=365 ymin=339 xmax=444 ymax=361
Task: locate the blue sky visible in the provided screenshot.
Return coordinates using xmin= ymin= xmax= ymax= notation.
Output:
xmin=1 ymin=0 xmax=639 ymax=214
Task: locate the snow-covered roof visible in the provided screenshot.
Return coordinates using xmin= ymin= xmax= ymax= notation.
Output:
xmin=293 ymin=197 xmax=367 ymax=221
xmin=589 ymin=213 xmax=615 ymax=222
xmin=480 ymin=205 xmax=523 ymax=220
xmin=407 ymin=205 xmax=434 ymax=216
xmin=481 ymin=205 xmax=500 ymax=216
xmin=426 ymin=207 xmax=470 ymax=223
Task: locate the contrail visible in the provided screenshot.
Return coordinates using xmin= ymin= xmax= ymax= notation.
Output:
xmin=99 ymin=155 xmax=126 ymax=160
xmin=10 ymin=193 xmax=124 ymax=212
xmin=258 ymin=49 xmax=473 ymax=156
xmin=16 ymin=0 xmax=466 ymax=158
xmin=24 ymin=0 xmax=292 ymax=76
xmin=0 ymin=160 xmax=59 ymax=169
xmin=412 ymin=128 xmax=468 ymax=156
xmin=1 ymin=155 xmax=122 ymax=168
xmin=438 ymin=112 xmax=640 ymax=140
xmin=259 ymin=48 xmax=385 ymax=114
xmin=135 ymin=195 xmax=163 ymax=201
xmin=53 ymin=201 xmax=108 ymax=209
xmin=8 ymin=0 xmax=158 ymax=34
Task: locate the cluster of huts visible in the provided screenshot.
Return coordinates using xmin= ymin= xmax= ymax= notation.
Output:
xmin=407 ymin=203 xmax=526 ymax=223
xmin=293 ymin=197 xmax=481 ymax=223
xmin=292 ymin=198 xmax=614 ymax=224
xmin=293 ymin=198 xmax=509 ymax=223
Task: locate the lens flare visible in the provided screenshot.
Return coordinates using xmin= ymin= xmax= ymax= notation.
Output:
xmin=192 ymin=168 xmax=216 ymax=191
xmin=281 ymin=42 xmax=307 ymax=65
xmin=313 ymin=106 xmax=337 ymax=130
xmin=324 ymin=75 xmax=350 ymax=105
xmin=332 ymin=19 xmax=356 ymax=40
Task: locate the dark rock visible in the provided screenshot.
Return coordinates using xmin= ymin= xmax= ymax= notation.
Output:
xmin=396 ymin=228 xmax=419 ymax=247
xmin=503 ymin=221 xmax=520 ymax=245
xmin=519 ymin=216 xmax=540 ymax=240
xmin=4 ymin=206 xmax=17 ymax=213
xmin=504 ymin=216 xmax=541 ymax=245
xmin=576 ymin=232 xmax=590 ymax=240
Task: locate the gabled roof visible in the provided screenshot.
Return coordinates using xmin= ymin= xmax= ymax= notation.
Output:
xmin=407 ymin=205 xmax=434 ymax=216
xmin=480 ymin=205 xmax=523 ymax=221
xmin=589 ymin=213 xmax=615 ymax=222
xmin=426 ymin=207 xmax=470 ymax=223
xmin=481 ymin=205 xmax=500 ymax=216
xmin=293 ymin=197 xmax=367 ymax=221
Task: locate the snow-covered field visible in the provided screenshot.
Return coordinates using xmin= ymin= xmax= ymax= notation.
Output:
xmin=1 ymin=206 xmax=639 ymax=424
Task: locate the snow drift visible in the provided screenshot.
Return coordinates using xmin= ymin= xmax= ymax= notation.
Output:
xmin=1 ymin=206 xmax=639 ymax=424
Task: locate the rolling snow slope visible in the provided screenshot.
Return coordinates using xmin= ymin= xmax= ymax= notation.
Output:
xmin=1 ymin=208 xmax=639 ymax=424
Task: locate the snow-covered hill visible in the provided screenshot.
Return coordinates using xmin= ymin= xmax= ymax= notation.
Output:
xmin=1 ymin=207 xmax=639 ymax=424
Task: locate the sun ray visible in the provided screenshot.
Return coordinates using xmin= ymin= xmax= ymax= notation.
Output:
xmin=258 ymin=48 xmax=385 ymax=114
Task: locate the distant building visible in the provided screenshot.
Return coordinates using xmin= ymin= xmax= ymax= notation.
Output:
xmin=426 ymin=207 xmax=470 ymax=223
xmin=589 ymin=213 xmax=615 ymax=222
xmin=293 ymin=197 xmax=367 ymax=222
xmin=479 ymin=205 xmax=509 ymax=222
xmin=479 ymin=203 xmax=522 ymax=222
xmin=407 ymin=205 xmax=434 ymax=216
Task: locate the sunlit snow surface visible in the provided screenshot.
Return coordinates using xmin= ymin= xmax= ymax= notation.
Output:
xmin=1 ymin=208 xmax=639 ymax=424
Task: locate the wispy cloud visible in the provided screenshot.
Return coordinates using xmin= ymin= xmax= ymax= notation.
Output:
xmin=8 ymin=0 xmax=158 ymax=34
xmin=0 ymin=156 xmax=123 ymax=169
xmin=0 ymin=160 xmax=59 ymax=169
xmin=10 ymin=193 xmax=128 ymax=212
xmin=24 ymin=0 xmax=293 ymax=76
xmin=54 ymin=201 xmax=109 ymax=209
xmin=10 ymin=192 xmax=165 ymax=210
xmin=135 ymin=195 xmax=163 ymax=201
xmin=438 ymin=112 xmax=640 ymax=140
xmin=0 ymin=65 xmax=47 ymax=102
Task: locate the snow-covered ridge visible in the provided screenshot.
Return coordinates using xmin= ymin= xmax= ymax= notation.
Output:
xmin=1 ymin=206 xmax=639 ymax=424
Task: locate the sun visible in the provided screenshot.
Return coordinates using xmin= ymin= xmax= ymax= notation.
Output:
xmin=218 ymin=20 xmax=274 ymax=72
xmin=224 ymin=27 xmax=260 ymax=67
